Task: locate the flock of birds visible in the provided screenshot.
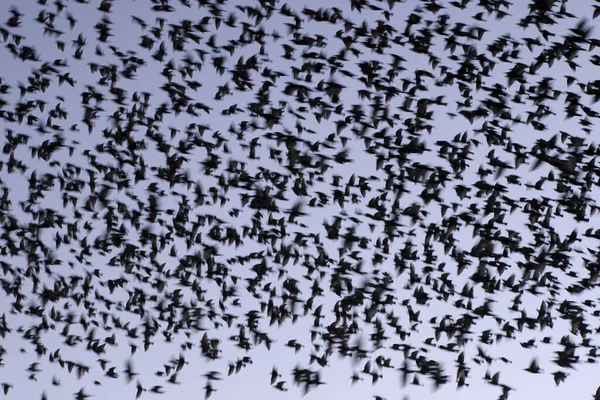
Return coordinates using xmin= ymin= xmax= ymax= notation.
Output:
xmin=3 ymin=0 xmax=600 ymax=399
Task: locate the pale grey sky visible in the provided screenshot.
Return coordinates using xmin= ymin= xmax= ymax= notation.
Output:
xmin=1 ymin=1 xmax=600 ymax=400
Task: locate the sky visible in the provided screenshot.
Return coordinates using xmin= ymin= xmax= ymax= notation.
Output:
xmin=1 ymin=0 xmax=600 ymax=399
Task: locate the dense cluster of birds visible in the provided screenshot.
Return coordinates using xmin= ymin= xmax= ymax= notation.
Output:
xmin=3 ymin=0 xmax=600 ymax=399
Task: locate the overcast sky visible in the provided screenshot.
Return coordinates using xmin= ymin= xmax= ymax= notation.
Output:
xmin=1 ymin=0 xmax=600 ymax=400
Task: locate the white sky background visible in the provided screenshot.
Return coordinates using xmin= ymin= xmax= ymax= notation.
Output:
xmin=1 ymin=0 xmax=600 ymax=399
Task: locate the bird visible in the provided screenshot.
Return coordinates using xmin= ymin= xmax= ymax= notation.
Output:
xmin=525 ymin=358 xmax=542 ymax=374
xmin=135 ymin=381 xmax=146 ymax=399
xmin=553 ymin=371 xmax=568 ymax=386
xmin=123 ymin=359 xmax=138 ymax=383
xmin=1 ymin=383 xmax=12 ymax=395
xmin=270 ymin=366 xmax=281 ymax=385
